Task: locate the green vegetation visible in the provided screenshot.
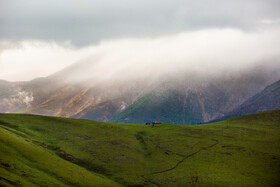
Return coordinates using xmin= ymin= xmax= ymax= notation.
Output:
xmin=113 ymin=89 xmax=205 ymax=124
xmin=0 ymin=110 xmax=280 ymax=186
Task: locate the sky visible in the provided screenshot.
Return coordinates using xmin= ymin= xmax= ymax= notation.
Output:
xmin=0 ymin=0 xmax=280 ymax=81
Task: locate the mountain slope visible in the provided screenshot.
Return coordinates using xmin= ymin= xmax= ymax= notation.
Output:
xmin=112 ymin=84 xmax=227 ymax=124
xmin=112 ymin=72 xmax=279 ymax=124
xmin=73 ymin=98 xmax=128 ymax=121
xmin=220 ymin=80 xmax=280 ymax=120
xmin=67 ymin=65 xmax=280 ymax=124
xmin=1 ymin=60 xmax=279 ymax=124
xmin=1 ymin=110 xmax=280 ymax=186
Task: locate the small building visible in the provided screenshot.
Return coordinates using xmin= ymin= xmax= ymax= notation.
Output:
xmin=152 ymin=121 xmax=161 ymax=125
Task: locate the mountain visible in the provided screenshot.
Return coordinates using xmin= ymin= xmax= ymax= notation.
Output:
xmin=112 ymin=69 xmax=280 ymax=124
xmin=67 ymin=71 xmax=278 ymax=124
xmin=0 ymin=60 xmax=279 ymax=124
xmin=1 ymin=110 xmax=280 ymax=186
xmin=112 ymin=81 xmax=228 ymax=124
xmin=219 ymin=80 xmax=280 ymax=120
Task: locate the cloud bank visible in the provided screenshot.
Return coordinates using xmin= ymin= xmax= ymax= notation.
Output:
xmin=66 ymin=27 xmax=280 ymax=83
xmin=2 ymin=27 xmax=279 ymax=82
xmin=1 ymin=0 xmax=280 ymax=82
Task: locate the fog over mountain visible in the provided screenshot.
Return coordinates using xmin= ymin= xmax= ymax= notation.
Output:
xmin=1 ymin=0 xmax=280 ymax=81
xmin=2 ymin=2 xmax=280 ymax=186
xmin=0 ymin=0 xmax=280 ymax=124
xmin=56 ymin=27 xmax=280 ymax=84
xmin=1 ymin=27 xmax=280 ymax=82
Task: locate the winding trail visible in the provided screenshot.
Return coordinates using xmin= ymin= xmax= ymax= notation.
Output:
xmin=152 ymin=139 xmax=219 ymax=175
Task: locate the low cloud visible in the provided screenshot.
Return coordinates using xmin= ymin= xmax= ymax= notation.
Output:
xmin=1 ymin=27 xmax=280 ymax=82
xmin=0 ymin=88 xmax=34 ymax=112
xmin=261 ymin=18 xmax=280 ymax=25
xmin=17 ymin=91 xmax=34 ymax=107
xmin=61 ymin=27 xmax=280 ymax=83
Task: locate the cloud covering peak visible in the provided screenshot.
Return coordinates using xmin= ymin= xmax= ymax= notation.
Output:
xmin=1 ymin=0 xmax=280 ymax=81
xmin=2 ymin=27 xmax=279 ymax=82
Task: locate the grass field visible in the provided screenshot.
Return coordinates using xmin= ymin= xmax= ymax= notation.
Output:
xmin=0 ymin=110 xmax=280 ymax=186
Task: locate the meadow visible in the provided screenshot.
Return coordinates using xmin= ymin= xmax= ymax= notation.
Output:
xmin=0 ymin=110 xmax=280 ymax=186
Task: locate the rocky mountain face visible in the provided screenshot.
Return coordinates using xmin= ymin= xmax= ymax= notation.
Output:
xmin=218 ymin=80 xmax=280 ymax=121
xmin=0 ymin=61 xmax=279 ymax=124
xmin=0 ymin=74 xmax=156 ymax=119
xmin=112 ymin=81 xmax=226 ymax=124
xmin=112 ymin=71 xmax=279 ymax=124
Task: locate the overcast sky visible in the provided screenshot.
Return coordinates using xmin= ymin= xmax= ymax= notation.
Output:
xmin=0 ymin=0 xmax=280 ymax=81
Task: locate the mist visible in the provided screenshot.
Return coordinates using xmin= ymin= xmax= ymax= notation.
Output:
xmin=1 ymin=27 xmax=280 ymax=83
xmin=56 ymin=27 xmax=280 ymax=85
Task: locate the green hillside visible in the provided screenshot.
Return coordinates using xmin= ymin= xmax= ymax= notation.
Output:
xmin=0 ymin=110 xmax=280 ymax=186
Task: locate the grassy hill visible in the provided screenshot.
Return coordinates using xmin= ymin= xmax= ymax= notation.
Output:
xmin=0 ymin=110 xmax=280 ymax=186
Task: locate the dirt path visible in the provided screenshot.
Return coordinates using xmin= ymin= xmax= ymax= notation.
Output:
xmin=152 ymin=139 xmax=219 ymax=174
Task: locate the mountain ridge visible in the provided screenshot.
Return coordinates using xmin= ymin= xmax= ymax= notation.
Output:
xmin=218 ymin=79 xmax=280 ymax=121
xmin=0 ymin=60 xmax=279 ymax=124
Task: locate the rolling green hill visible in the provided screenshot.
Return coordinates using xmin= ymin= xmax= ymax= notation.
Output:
xmin=0 ymin=110 xmax=280 ymax=186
